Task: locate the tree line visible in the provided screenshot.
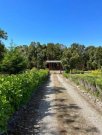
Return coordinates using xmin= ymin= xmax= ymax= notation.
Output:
xmin=62 ymin=44 xmax=102 ymax=71
xmin=0 ymin=28 xmax=102 ymax=74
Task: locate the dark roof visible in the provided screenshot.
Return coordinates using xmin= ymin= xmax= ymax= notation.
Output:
xmin=46 ymin=60 xmax=61 ymax=63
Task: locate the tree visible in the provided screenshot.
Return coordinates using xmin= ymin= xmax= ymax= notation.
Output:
xmin=70 ymin=43 xmax=85 ymax=70
xmin=85 ymin=46 xmax=97 ymax=70
xmin=46 ymin=43 xmax=63 ymax=60
xmin=0 ymin=47 xmax=27 ymax=74
xmin=61 ymin=43 xmax=89 ymax=71
xmin=0 ymin=28 xmax=8 ymax=40
xmin=95 ymin=46 xmax=102 ymax=69
xmin=61 ymin=48 xmax=72 ymax=70
xmin=28 ymin=42 xmax=38 ymax=68
xmin=46 ymin=43 xmax=55 ymax=60
xmin=36 ymin=44 xmax=47 ymax=69
xmin=0 ymin=28 xmax=7 ymax=60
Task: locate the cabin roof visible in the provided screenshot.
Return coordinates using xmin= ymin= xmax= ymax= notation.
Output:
xmin=46 ymin=60 xmax=61 ymax=63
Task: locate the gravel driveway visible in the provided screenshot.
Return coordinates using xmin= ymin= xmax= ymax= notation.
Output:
xmin=8 ymin=73 xmax=102 ymax=135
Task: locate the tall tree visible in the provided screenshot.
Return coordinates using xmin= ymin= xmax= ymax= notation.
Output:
xmin=0 ymin=28 xmax=7 ymax=60
xmin=70 ymin=43 xmax=85 ymax=70
xmin=46 ymin=43 xmax=63 ymax=60
xmin=95 ymin=46 xmax=102 ymax=69
xmin=0 ymin=47 xmax=27 ymax=74
xmin=61 ymin=48 xmax=72 ymax=70
xmin=0 ymin=28 xmax=7 ymax=40
xmin=85 ymin=46 xmax=97 ymax=70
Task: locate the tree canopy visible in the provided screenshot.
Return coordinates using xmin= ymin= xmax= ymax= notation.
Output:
xmin=0 ymin=28 xmax=8 ymax=40
xmin=0 ymin=28 xmax=7 ymax=61
xmin=1 ymin=28 xmax=102 ymax=74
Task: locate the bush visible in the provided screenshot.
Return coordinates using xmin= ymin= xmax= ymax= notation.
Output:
xmin=0 ymin=69 xmax=48 ymax=133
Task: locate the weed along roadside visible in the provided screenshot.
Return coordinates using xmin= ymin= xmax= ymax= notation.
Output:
xmin=63 ymin=70 xmax=102 ymax=100
xmin=0 ymin=69 xmax=49 ymax=134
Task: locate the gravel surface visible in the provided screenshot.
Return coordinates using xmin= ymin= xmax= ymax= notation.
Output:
xmin=8 ymin=73 xmax=102 ymax=135
xmin=57 ymin=74 xmax=102 ymax=135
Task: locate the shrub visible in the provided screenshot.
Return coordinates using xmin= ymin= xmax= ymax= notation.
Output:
xmin=0 ymin=69 xmax=48 ymax=133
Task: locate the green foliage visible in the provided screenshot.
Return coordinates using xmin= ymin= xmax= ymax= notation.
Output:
xmin=0 ymin=28 xmax=7 ymax=40
xmin=70 ymin=69 xmax=84 ymax=74
xmin=64 ymin=72 xmax=102 ymax=98
xmin=0 ymin=28 xmax=7 ymax=61
xmin=0 ymin=44 xmax=5 ymax=61
xmin=26 ymin=42 xmax=64 ymax=69
xmin=0 ymin=69 xmax=48 ymax=133
xmin=61 ymin=44 xmax=102 ymax=71
xmin=25 ymin=42 xmax=102 ymax=71
xmin=61 ymin=48 xmax=72 ymax=70
xmin=61 ymin=43 xmax=85 ymax=70
xmin=46 ymin=43 xmax=63 ymax=60
xmin=0 ymin=47 xmax=27 ymax=74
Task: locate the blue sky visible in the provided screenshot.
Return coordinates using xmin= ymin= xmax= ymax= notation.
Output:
xmin=0 ymin=0 xmax=102 ymax=46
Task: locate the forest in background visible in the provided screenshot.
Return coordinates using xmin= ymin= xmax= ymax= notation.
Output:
xmin=0 ymin=28 xmax=102 ymax=74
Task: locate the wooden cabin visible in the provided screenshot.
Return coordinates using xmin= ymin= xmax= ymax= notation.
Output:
xmin=46 ymin=60 xmax=63 ymax=72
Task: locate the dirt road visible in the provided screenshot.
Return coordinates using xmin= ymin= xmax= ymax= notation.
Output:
xmin=10 ymin=73 xmax=102 ymax=135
